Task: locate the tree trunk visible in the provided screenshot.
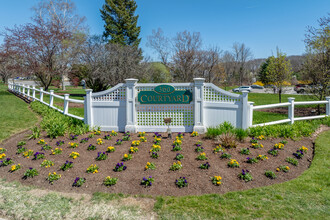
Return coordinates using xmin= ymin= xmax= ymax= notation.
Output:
xmin=279 ymin=88 xmax=282 ymax=103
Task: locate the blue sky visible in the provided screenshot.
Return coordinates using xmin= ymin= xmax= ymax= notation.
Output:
xmin=0 ymin=0 xmax=329 ymax=60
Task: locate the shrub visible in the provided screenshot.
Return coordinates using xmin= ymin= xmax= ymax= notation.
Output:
xmin=28 ymin=127 xmax=40 ymax=140
xmin=218 ymin=132 xmax=237 ymax=148
xmin=206 ymin=121 xmax=235 ymax=139
xmin=234 ymin=128 xmax=248 ymax=142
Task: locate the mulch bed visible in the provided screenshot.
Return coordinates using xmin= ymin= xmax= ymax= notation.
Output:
xmin=0 ymin=131 xmax=314 ymax=196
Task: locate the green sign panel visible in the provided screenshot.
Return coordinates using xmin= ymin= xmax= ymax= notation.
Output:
xmin=138 ymin=85 xmax=193 ymax=104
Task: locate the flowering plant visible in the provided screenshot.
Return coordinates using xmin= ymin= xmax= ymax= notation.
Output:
xmin=56 ymin=140 xmax=64 ymax=146
xmin=172 ymin=143 xmax=182 ymax=151
xmin=104 ymin=134 xmax=111 ymax=140
xmin=0 ymin=153 xmax=6 ymax=159
xmin=175 ymin=153 xmax=184 ymax=161
xmin=274 ymin=143 xmax=284 ymax=150
xmin=68 ymin=142 xmax=79 ymax=148
xmin=23 ymin=150 xmax=34 ymax=158
xmin=129 ymin=147 xmax=139 ymax=154
xmin=150 ymin=144 xmax=161 ymax=152
xmin=154 ymin=132 xmax=161 ymax=138
xmin=41 ymin=144 xmax=52 ymax=151
xmin=240 ymin=148 xmax=250 ymax=155
xmin=0 ymin=148 xmax=6 ymax=154
xmin=38 ymin=139 xmax=47 ymax=145
xmin=122 ymin=153 xmax=132 ymax=161
xmin=138 ymin=132 xmax=146 ymax=137
xmin=154 ymin=137 xmax=162 ymax=145
xmin=106 ymin=146 xmax=116 ymax=153
xmin=220 ymin=153 xmax=231 ymax=159
xmin=199 ymin=162 xmax=211 ymax=169
xmin=191 ymin=131 xmax=199 ymax=137
xmin=150 ymin=152 xmax=159 ymax=159
xmin=60 ymin=161 xmax=73 ymax=171
xmin=0 ymin=158 xmax=13 ymax=166
xmin=280 ymin=140 xmax=288 ymax=145
xmin=69 ymin=152 xmax=80 ymax=159
xmin=211 ymin=176 xmax=222 ymax=185
xmin=177 ymin=132 xmax=184 ymax=139
xmin=24 ymin=168 xmax=39 ymax=178
xmin=145 ymin=162 xmax=156 ymax=170
xmin=72 ymin=177 xmax=86 ymax=187
xmin=96 ymin=138 xmax=104 ymax=145
xmin=48 ymin=172 xmax=61 ymax=184
xmin=111 ymin=130 xmax=118 ymax=136
xmin=246 ymin=157 xmax=258 ymax=164
xmin=33 ymin=152 xmax=45 ymax=160
xmin=86 ymin=164 xmax=99 ymax=174
xmin=170 ymin=161 xmax=182 ymax=171
xmin=251 ymin=143 xmax=263 ymax=149
xmin=114 ymin=162 xmax=127 ymax=172
xmin=196 ymin=152 xmax=207 ymax=160
xmin=80 ymin=138 xmax=89 ymax=143
xmin=96 ymin=152 xmax=108 ymax=161
xmin=175 ymin=177 xmax=188 ymax=188
xmin=238 ymin=169 xmax=252 ymax=182
xmin=299 ymin=146 xmax=308 ymax=153
xmin=228 ymin=159 xmax=240 ymax=168
xmin=94 ymin=130 xmax=101 ymax=135
xmin=213 ymin=145 xmax=224 ymax=154
xmin=87 ymin=144 xmax=96 ymax=151
xmin=69 ymin=134 xmax=78 ymax=140
xmin=123 ymin=132 xmax=131 ymax=141
xmin=88 ymin=133 xmax=95 ymax=138
xmin=17 ymin=146 xmax=26 ymax=154
xmin=40 ymin=159 xmax=54 ymax=168
xmin=256 ymin=154 xmax=268 ymax=161
xmin=141 ymin=176 xmax=154 ymax=186
xmin=17 ymin=141 xmax=26 ymax=147
xmin=250 ymin=137 xmax=258 ymax=144
xmin=293 ymin=149 xmax=304 ymax=159
xmin=51 ymin=148 xmax=62 ymax=155
xmin=115 ymin=139 xmax=122 ymax=145
xmin=277 ymin=165 xmax=290 ymax=172
xmin=286 ymin=157 xmax=298 ymax=166
xmin=265 ymin=170 xmax=276 ymax=179
xmin=140 ymin=136 xmax=147 ymax=142
xmin=195 ymin=145 xmax=204 ymax=153
xmin=10 ymin=164 xmax=21 ymax=172
xmin=268 ymin=149 xmax=279 ymax=156
xmin=257 ymin=135 xmax=265 ymax=140
xmin=104 ymin=176 xmax=118 ymax=186
xmin=131 ymin=140 xmax=140 ymax=147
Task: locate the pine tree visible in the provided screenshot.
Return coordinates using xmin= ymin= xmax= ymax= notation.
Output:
xmin=100 ymin=0 xmax=141 ymax=47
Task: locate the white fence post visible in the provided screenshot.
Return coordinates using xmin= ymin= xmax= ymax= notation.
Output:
xmin=63 ymin=94 xmax=69 ymax=115
xmin=125 ymin=78 xmax=138 ymax=133
xmin=193 ymin=78 xmax=206 ymax=133
xmin=326 ymin=97 xmax=330 ymax=116
xmin=32 ymin=86 xmax=36 ymax=101
xmin=19 ymin=84 xmax=22 ymax=94
xmin=288 ymin=97 xmax=295 ymax=124
xmin=27 ymin=85 xmax=30 ymax=99
xmin=248 ymin=101 xmax=254 ymax=127
xmin=241 ymin=91 xmax=249 ymax=129
xmin=40 ymin=87 xmax=44 ymax=103
xmin=84 ymin=89 xmax=93 ymax=127
xmin=49 ymin=90 xmax=54 ymax=107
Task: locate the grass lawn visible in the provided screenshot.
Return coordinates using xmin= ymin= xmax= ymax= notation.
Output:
xmin=0 ymin=82 xmax=329 ymax=219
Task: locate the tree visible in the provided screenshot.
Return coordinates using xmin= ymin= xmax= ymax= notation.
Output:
xmin=265 ymin=50 xmax=292 ymax=103
xmin=3 ymin=0 xmax=86 ymax=91
xmin=100 ymin=0 xmax=141 ymax=47
xmin=0 ymin=43 xmax=19 ymax=83
xmin=258 ymin=58 xmax=272 ymax=85
xmin=232 ymin=42 xmax=253 ymax=85
xmin=302 ymin=14 xmax=330 ymax=107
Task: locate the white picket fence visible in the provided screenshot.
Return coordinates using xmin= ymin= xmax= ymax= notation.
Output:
xmin=8 ymin=82 xmax=84 ymax=121
xmin=7 ymin=81 xmax=330 ymax=132
xmin=248 ymin=97 xmax=330 ymax=127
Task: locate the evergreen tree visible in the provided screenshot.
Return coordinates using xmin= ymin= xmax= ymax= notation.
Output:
xmin=100 ymin=0 xmax=141 ymax=47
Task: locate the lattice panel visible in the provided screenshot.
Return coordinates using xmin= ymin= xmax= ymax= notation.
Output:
xmin=92 ymin=86 xmax=126 ymax=101
xmin=136 ymin=85 xmax=193 ymax=93
xmin=136 ymin=105 xmax=194 ymax=126
xmin=203 ymin=86 xmax=240 ymax=103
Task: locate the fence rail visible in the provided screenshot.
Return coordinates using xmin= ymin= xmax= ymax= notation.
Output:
xmin=249 ymin=97 xmax=330 ymax=127
xmin=8 ymin=82 xmax=84 ymax=121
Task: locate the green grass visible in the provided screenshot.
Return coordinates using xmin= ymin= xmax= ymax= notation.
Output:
xmin=153 ymin=130 xmax=330 ymax=219
xmin=253 ymin=111 xmax=288 ymax=124
xmin=0 ymin=83 xmax=38 ymax=142
xmin=248 ymin=93 xmax=318 ymax=106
